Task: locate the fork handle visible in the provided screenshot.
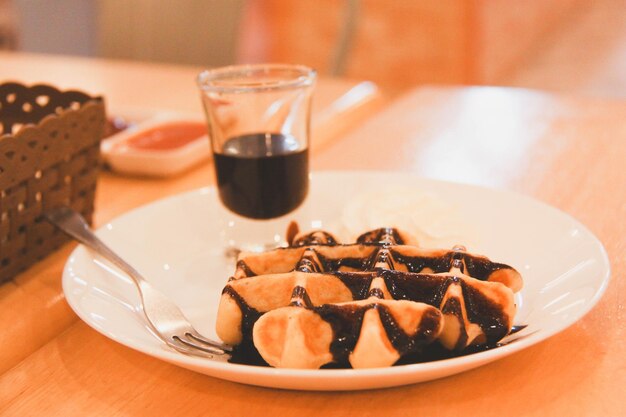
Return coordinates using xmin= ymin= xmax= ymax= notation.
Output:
xmin=47 ymin=207 xmax=148 ymax=288
xmin=48 ymin=207 xmax=231 ymax=357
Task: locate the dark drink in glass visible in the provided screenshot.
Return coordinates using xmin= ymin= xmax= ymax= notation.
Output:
xmin=214 ymin=133 xmax=309 ymax=219
xmin=197 ymin=64 xmax=316 ymax=254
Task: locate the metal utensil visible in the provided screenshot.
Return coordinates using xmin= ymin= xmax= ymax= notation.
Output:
xmin=46 ymin=206 xmax=231 ymax=358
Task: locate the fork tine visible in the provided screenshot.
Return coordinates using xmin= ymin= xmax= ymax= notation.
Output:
xmin=185 ymin=330 xmax=233 ymax=352
xmin=173 ymin=335 xmax=229 ymax=355
xmin=45 ymin=205 xmax=234 ymax=360
xmin=167 ymin=338 xmax=220 ymax=358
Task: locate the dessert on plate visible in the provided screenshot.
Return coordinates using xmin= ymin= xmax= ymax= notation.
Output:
xmin=216 ymin=227 xmax=522 ymax=369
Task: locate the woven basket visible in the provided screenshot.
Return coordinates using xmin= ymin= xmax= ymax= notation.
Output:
xmin=0 ymin=82 xmax=105 ymax=283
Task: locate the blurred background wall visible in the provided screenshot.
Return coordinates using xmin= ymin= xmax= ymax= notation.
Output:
xmin=3 ymin=0 xmax=626 ymax=98
xmin=97 ymin=0 xmax=244 ymax=67
xmin=11 ymin=0 xmax=97 ymax=55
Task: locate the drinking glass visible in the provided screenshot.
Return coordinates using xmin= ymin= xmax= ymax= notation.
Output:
xmin=197 ymin=64 xmax=316 ymax=256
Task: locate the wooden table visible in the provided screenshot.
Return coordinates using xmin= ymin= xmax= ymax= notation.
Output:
xmin=1 ymin=55 xmax=625 ymax=416
xmin=0 ymin=52 xmax=382 ymax=372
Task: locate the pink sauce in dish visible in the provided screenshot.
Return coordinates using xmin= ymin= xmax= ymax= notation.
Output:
xmin=115 ymin=121 xmax=207 ymax=151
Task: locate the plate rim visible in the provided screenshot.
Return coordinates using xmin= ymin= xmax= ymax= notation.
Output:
xmin=61 ymin=170 xmax=612 ymax=390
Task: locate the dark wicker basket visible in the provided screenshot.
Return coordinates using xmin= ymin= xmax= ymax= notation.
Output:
xmin=0 ymin=82 xmax=105 ymax=283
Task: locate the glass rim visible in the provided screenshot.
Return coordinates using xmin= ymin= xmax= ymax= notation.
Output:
xmin=196 ymin=63 xmax=316 ymax=93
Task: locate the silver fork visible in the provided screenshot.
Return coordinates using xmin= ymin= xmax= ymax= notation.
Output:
xmin=46 ymin=206 xmax=232 ymax=358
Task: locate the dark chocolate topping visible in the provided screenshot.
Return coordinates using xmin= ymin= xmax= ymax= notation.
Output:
xmin=314 ymin=302 xmax=442 ymax=364
xmin=378 ymin=305 xmax=441 ymax=355
xmin=356 ymin=227 xmax=405 ymax=245
xmin=225 ymin=227 xmax=521 ymax=368
xmin=333 ymin=271 xmax=375 ymax=299
xmin=315 ymin=303 xmax=366 ymax=365
xmin=293 ymin=230 xmax=338 ymax=246
xmin=222 ymin=286 xmax=262 ymax=345
xmin=290 ymin=285 xmax=314 ymax=308
xmin=440 ymin=297 xmax=468 ymax=350
xmin=235 ymin=259 xmax=257 ymax=277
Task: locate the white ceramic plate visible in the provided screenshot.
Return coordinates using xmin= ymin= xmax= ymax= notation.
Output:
xmin=62 ymin=171 xmax=610 ymax=391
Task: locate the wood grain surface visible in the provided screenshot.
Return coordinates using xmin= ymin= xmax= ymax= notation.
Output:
xmin=1 ymin=54 xmax=624 ymax=416
xmin=0 ymin=52 xmax=382 ymax=377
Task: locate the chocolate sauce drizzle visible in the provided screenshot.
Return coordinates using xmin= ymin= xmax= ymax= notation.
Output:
xmin=381 ymin=270 xmax=510 ymax=344
xmin=357 ymin=227 xmax=406 ymax=245
xmin=225 ymin=227 xmax=522 ymax=368
xmin=290 ymin=285 xmax=314 ymax=308
xmin=238 ymin=243 xmax=516 ymax=282
xmin=233 ymin=260 xmax=256 ymax=279
xmin=293 ymin=230 xmax=338 ymax=246
xmin=378 ymin=305 xmax=441 ymax=355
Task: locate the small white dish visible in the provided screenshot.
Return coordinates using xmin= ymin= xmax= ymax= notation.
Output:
xmin=61 ymin=171 xmax=610 ymax=390
xmin=101 ymin=112 xmax=210 ymax=177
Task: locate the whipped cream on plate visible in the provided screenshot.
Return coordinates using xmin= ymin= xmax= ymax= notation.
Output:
xmin=338 ymin=186 xmax=478 ymax=249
